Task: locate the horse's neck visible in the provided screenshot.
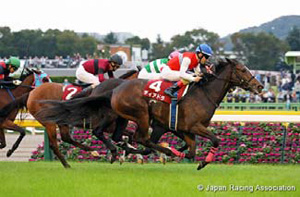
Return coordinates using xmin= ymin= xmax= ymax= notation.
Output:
xmin=201 ymin=65 xmax=232 ymax=108
xmin=13 ymin=75 xmax=34 ymax=97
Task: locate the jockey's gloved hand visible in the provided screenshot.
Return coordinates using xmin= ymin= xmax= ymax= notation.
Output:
xmin=13 ymin=80 xmax=22 ymax=86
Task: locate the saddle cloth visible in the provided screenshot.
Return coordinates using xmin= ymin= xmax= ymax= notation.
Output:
xmin=143 ymin=80 xmax=188 ymax=103
xmin=62 ymin=84 xmax=83 ymax=100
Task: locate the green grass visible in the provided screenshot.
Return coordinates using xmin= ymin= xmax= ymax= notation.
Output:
xmin=0 ymin=162 xmax=299 ymax=197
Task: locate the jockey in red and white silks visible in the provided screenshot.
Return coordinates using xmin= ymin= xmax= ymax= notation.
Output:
xmin=162 ymin=44 xmax=214 ymax=97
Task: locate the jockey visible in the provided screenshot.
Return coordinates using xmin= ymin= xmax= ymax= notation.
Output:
xmin=137 ymin=51 xmax=181 ymax=80
xmin=162 ymin=44 xmax=213 ymax=97
xmin=75 ymin=54 xmax=123 ymax=89
xmin=0 ymin=57 xmax=22 ymax=86
xmin=30 ymin=64 xmax=52 ymax=87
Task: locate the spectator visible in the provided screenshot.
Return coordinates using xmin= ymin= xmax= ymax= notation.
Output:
xmin=226 ymin=92 xmax=233 ymax=103
xmin=293 ymin=79 xmax=300 ymax=102
xmin=254 ymin=71 xmax=261 ymax=83
xmin=267 ymin=88 xmax=276 ymax=103
xmin=63 ymin=78 xmax=71 ymax=86
xmin=261 ymin=90 xmax=268 ymax=103
xmin=277 ymin=91 xmax=284 ymax=103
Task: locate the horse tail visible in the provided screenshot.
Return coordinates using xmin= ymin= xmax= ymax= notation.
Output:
xmin=70 ymin=87 xmax=93 ymax=100
xmin=36 ymin=91 xmax=112 ymax=125
xmin=0 ymin=92 xmax=30 ymax=123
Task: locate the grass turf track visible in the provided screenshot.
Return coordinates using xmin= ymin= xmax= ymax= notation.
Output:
xmin=0 ymin=162 xmax=299 ymax=197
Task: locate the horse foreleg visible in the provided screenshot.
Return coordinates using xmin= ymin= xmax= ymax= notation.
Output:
xmin=58 ymin=124 xmax=93 ymax=151
xmin=0 ymin=128 xmax=6 ymax=149
xmin=190 ymin=124 xmax=219 ymax=170
xmin=2 ymin=120 xmax=26 ymax=157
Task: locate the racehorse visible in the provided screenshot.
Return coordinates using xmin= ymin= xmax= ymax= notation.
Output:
xmin=0 ymin=70 xmax=140 ymax=168
xmin=37 ymin=58 xmax=263 ymax=170
xmin=0 ymin=68 xmax=37 ymax=156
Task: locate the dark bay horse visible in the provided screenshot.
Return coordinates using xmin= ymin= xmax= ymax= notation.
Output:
xmin=0 ymin=68 xmax=36 ymax=156
xmin=0 ymin=70 xmax=139 ymax=168
xmin=37 ymin=58 xmax=263 ymax=170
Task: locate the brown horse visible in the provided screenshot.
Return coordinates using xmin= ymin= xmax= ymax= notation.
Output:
xmin=0 ymin=68 xmax=36 ymax=156
xmin=0 ymin=70 xmax=139 ymax=168
xmin=38 ymin=58 xmax=263 ymax=170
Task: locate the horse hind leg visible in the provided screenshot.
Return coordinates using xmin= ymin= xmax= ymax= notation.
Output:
xmin=2 ymin=120 xmax=26 ymax=157
xmin=91 ymin=116 xmax=119 ymax=164
xmin=58 ymin=124 xmax=93 ymax=151
xmin=92 ymin=126 xmax=118 ymax=164
xmin=45 ymin=124 xmax=71 ymax=168
xmin=0 ymin=128 xmax=6 ymax=149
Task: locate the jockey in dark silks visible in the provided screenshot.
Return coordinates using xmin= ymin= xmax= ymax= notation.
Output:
xmin=0 ymin=57 xmax=22 ymax=86
xmin=75 ymin=54 xmax=123 ymax=91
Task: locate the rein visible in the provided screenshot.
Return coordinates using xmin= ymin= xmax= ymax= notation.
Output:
xmin=199 ymin=62 xmax=254 ymax=108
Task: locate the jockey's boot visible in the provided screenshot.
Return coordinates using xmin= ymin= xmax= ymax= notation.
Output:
xmin=164 ymin=83 xmax=180 ymax=98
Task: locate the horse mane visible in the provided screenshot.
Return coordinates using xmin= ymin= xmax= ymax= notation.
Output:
xmin=19 ymin=68 xmax=34 ymax=81
xmin=118 ymin=70 xmax=138 ymax=79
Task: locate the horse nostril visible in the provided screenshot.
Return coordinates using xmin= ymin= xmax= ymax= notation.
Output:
xmin=258 ymin=85 xmax=264 ymax=91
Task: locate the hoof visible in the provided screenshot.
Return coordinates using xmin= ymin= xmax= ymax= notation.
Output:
xmin=119 ymin=156 xmax=125 ymax=165
xmin=110 ymin=156 xmax=117 ymax=164
xmin=137 ymin=158 xmax=144 ymax=165
xmin=0 ymin=144 xmax=6 ymax=149
xmin=197 ymin=161 xmax=208 ymax=170
xmin=91 ymin=151 xmax=100 ymax=157
xmin=64 ymin=164 xmax=71 ymax=169
xmin=6 ymin=149 xmax=13 ymax=157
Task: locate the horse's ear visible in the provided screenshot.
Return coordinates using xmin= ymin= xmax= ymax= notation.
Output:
xmin=225 ymin=58 xmax=232 ymax=64
xmin=136 ymin=66 xmax=142 ymax=71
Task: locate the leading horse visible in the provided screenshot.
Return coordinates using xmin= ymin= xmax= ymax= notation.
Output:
xmin=38 ymin=58 xmax=263 ymax=170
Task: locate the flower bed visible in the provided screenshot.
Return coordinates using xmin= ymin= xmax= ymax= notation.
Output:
xmin=30 ymin=122 xmax=300 ymax=164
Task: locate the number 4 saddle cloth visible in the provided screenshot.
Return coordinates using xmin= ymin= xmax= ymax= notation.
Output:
xmin=143 ymin=80 xmax=189 ymax=104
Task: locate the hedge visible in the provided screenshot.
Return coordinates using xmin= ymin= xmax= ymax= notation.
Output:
xmin=30 ymin=122 xmax=300 ymax=164
xmin=49 ymin=76 xmax=76 ymax=83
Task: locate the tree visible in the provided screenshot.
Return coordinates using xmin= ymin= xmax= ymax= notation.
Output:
xmin=231 ymin=32 xmax=289 ymax=70
xmin=56 ymin=30 xmax=79 ymax=57
xmin=286 ymin=26 xmax=300 ymax=51
xmin=12 ymin=29 xmax=43 ymax=57
xmin=125 ymin=36 xmax=150 ymax=50
xmin=0 ymin=27 xmax=15 ymax=57
xmin=77 ymin=36 xmax=98 ymax=57
xmin=170 ymin=28 xmax=223 ymax=54
xmin=103 ymin=32 xmax=118 ymax=44
xmin=151 ymin=34 xmax=172 ymax=60
xmin=36 ymin=29 xmax=61 ymax=58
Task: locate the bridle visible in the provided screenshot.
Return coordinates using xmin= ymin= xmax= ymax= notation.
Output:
xmin=210 ymin=62 xmax=255 ymax=90
xmin=200 ymin=61 xmax=255 ymax=108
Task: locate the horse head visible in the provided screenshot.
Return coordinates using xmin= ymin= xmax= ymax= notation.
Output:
xmin=225 ymin=58 xmax=263 ymax=94
xmin=19 ymin=67 xmax=35 ymax=86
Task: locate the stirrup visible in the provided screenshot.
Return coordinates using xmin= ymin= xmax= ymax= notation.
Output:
xmin=164 ymin=89 xmax=176 ymax=98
